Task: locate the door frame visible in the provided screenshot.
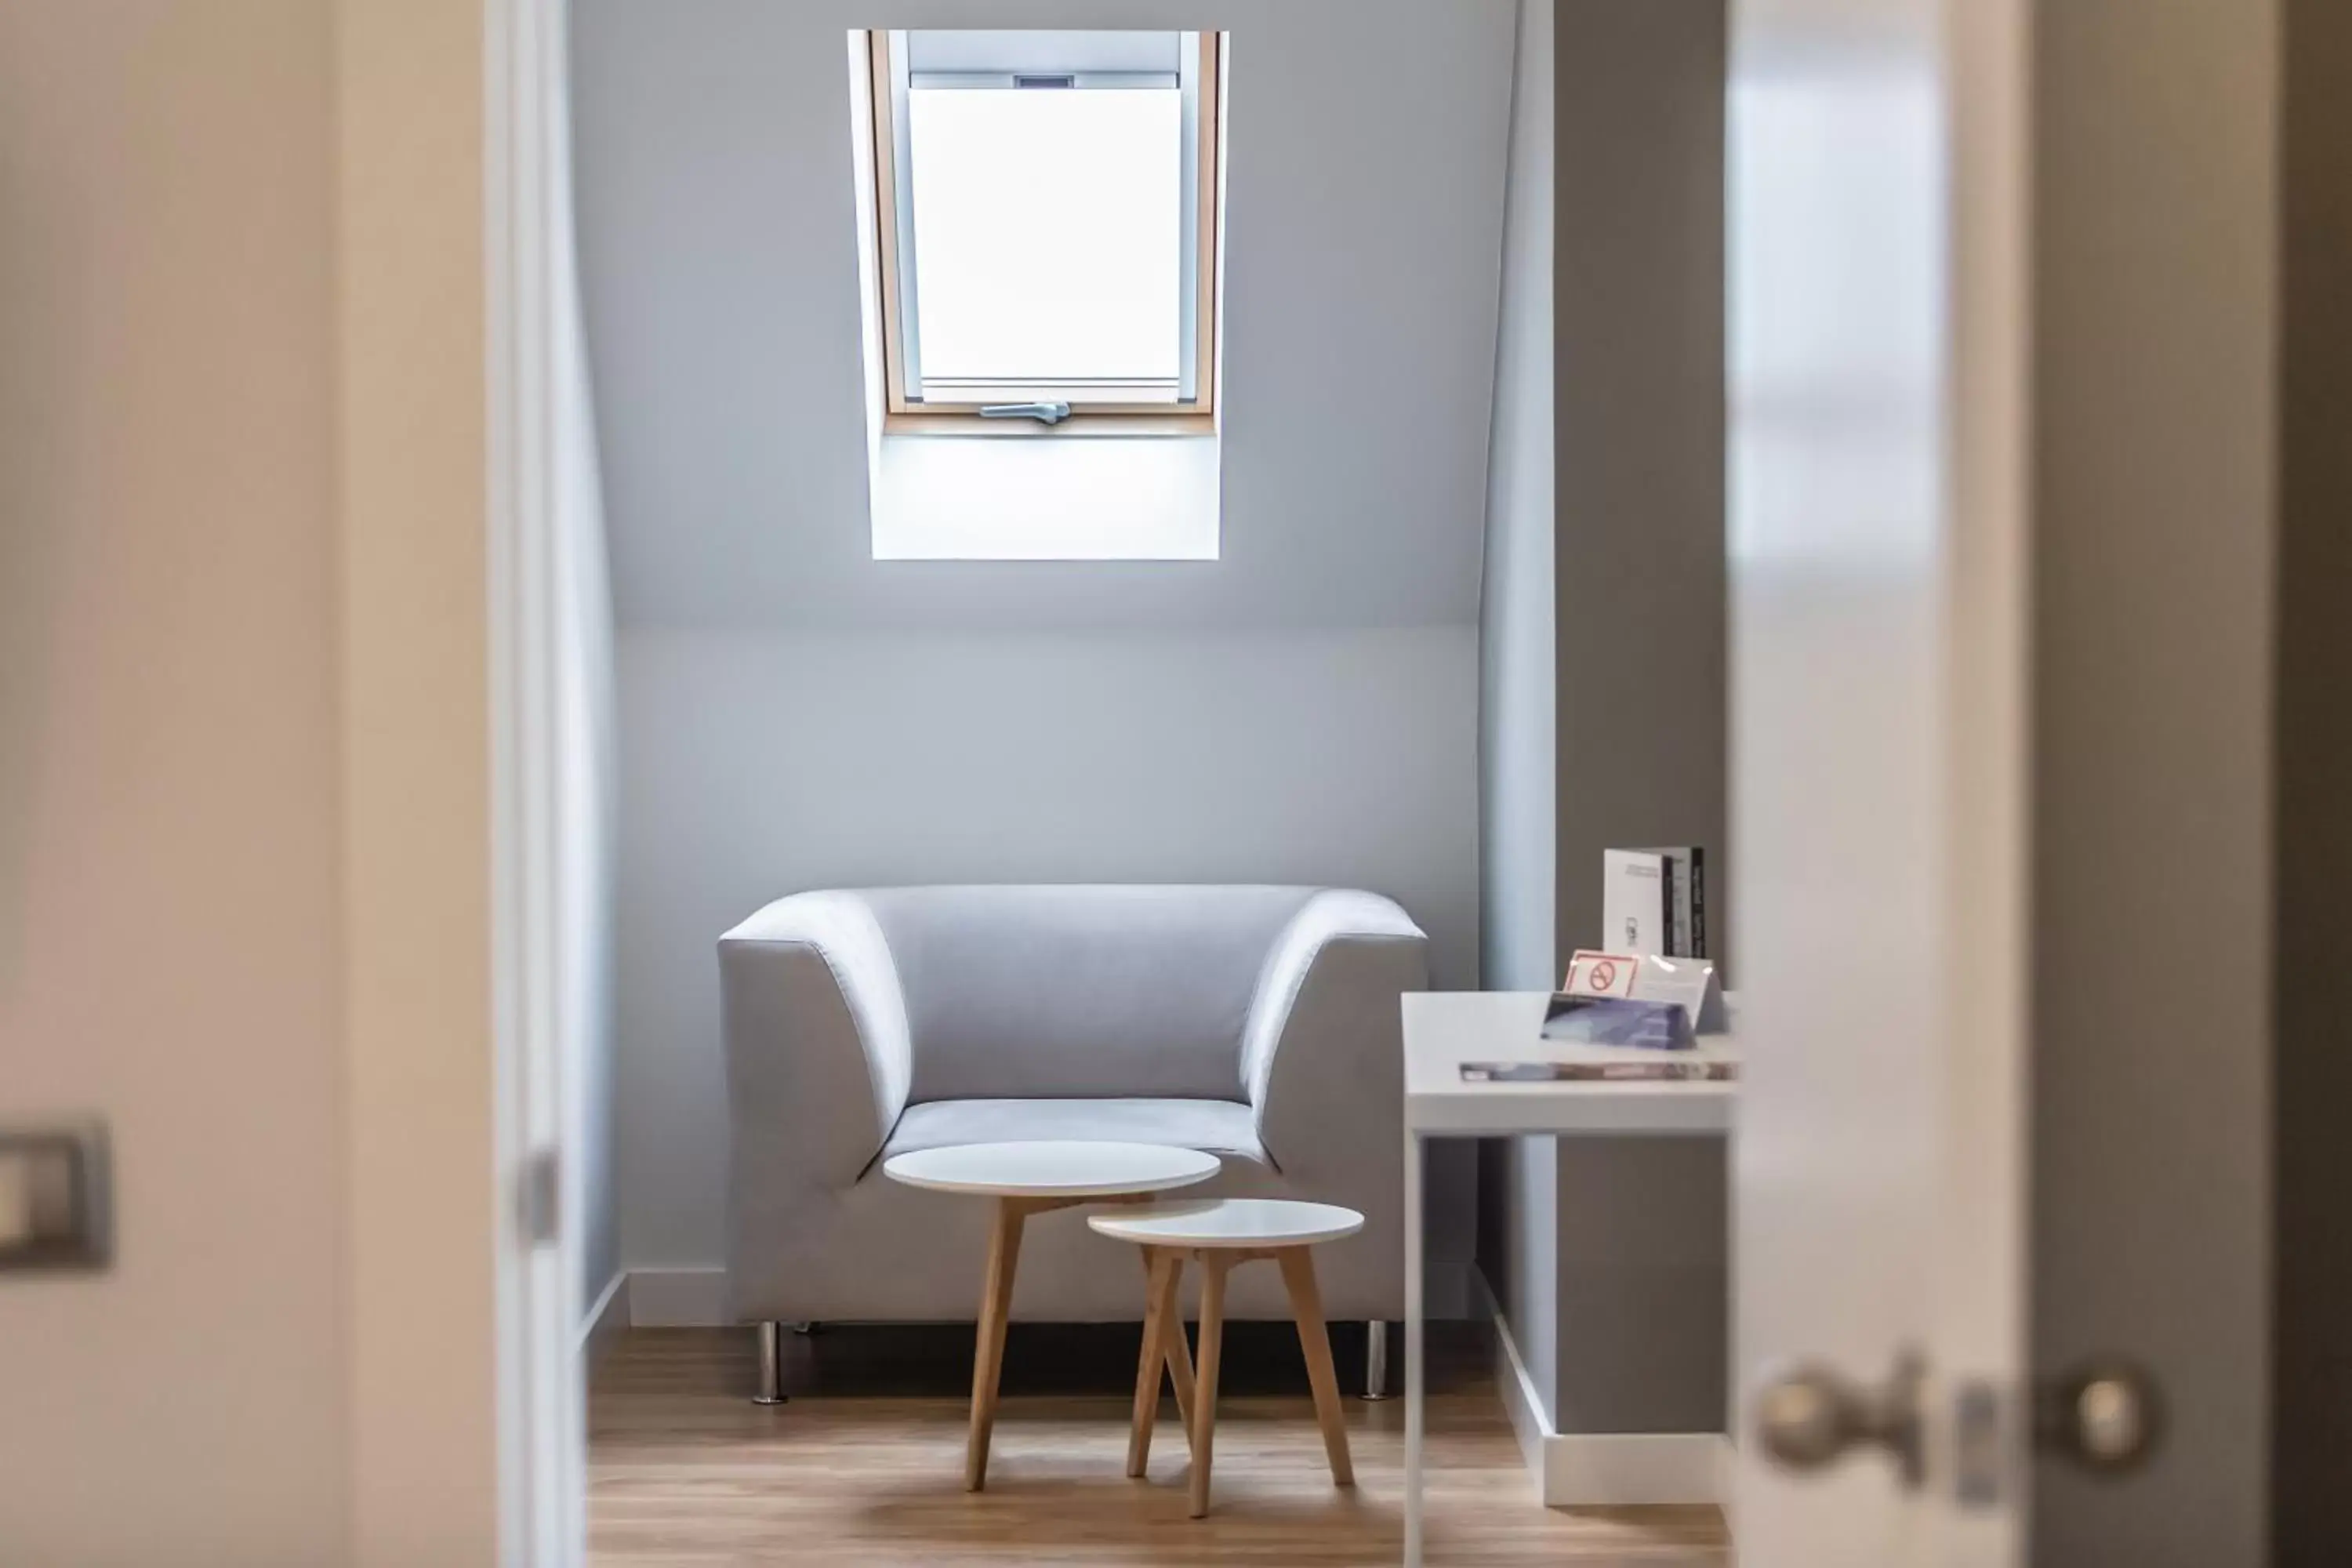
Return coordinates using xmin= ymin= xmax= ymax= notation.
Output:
xmin=487 ymin=0 xmax=589 ymax=1559
xmin=339 ymin=0 xmax=578 ymax=1562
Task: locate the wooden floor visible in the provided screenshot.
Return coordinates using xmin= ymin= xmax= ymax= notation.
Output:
xmin=590 ymin=1327 xmax=1729 ymax=1566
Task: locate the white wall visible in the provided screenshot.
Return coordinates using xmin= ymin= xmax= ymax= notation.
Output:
xmin=1475 ymin=0 xmax=1562 ymax=1421
xmin=615 ymin=626 xmax=1479 ymax=1269
xmin=1479 ymin=0 xmax=1559 ymax=1002
xmin=572 ymin=0 xmax=1515 ymax=1287
xmin=0 ymin=5 xmax=348 ymax=1557
xmin=0 ymin=4 xmax=612 ymax=1554
xmin=550 ymin=13 xmax=624 ymax=1317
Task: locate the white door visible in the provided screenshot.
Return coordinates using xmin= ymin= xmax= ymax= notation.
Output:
xmin=1729 ymin=0 xmax=2034 ymax=1561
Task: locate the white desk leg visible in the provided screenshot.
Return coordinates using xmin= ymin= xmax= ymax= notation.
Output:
xmin=1404 ymin=1128 xmax=1425 ymax=1567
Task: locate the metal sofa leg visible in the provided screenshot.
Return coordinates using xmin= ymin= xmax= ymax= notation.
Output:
xmin=753 ymin=1320 xmax=789 ymax=1406
xmin=1363 ymin=1319 xmax=1393 ymax=1401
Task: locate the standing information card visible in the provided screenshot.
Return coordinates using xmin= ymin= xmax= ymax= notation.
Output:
xmin=1564 ymin=949 xmax=1728 ymax=1034
xmin=1601 ymin=851 xmax=1669 ymax=953
xmin=1601 ymin=847 xmax=1709 ymax=957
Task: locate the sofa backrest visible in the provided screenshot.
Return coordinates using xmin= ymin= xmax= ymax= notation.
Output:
xmin=862 ymin=884 xmax=1320 ymax=1105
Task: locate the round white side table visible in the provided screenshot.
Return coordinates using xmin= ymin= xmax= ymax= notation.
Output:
xmin=881 ymin=1140 xmax=1220 ymax=1490
xmin=1089 ymin=1197 xmax=1366 ymax=1517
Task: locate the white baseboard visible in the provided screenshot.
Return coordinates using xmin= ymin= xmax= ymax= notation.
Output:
xmin=1475 ymin=1268 xmax=1555 ymax=1496
xmin=1544 ymin=1431 xmax=1730 ymax=1507
xmin=1471 ymin=1267 xmax=1729 ymax=1509
xmin=626 ymin=1266 xmax=729 ymax=1327
xmin=578 ymin=1272 xmax=630 ymax=1367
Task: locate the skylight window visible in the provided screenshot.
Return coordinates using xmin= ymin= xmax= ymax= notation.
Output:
xmin=864 ymin=30 xmax=1222 ymax=426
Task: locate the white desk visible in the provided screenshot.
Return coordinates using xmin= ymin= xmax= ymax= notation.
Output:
xmin=1402 ymin=991 xmax=1738 ymax=1566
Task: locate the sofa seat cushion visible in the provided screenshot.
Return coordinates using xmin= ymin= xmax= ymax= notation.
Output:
xmin=877 ymin=1097 xmax=1270 ymax=1170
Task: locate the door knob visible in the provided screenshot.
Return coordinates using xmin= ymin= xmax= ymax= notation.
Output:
xmin=1755 ymin=1351 xmax=2162 ymax=1498
xmin=1753 ymin=1351 xmax=1926 ymax=1486
xmin=2035 ymin=1358 xmax=2163 ymax=1476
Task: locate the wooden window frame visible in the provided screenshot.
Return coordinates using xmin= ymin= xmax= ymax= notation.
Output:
xmin=864 ymin=29 xmax=1222 ymax=434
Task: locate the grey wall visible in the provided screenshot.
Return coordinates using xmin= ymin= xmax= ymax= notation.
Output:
xmin=0 ymin=5 xmax=349 ymax=1555
xmin=572 ymin=0 xmax=1513 ymax=1290
xmin=615 ymin=627 xmax=1479 ymax=1271
xmin=2273 ymin=0 xmax=2352 ymax=1555
xmin=1475 ymin=0 xmax=1563 ymax=1422
xmin=2037 ymin=0 xmax=2352 ymax=1559
xmin=1552 ymin=0 xmax=1727 ymax=975
xmin=1473 ymin=0 xmax=1729 ymax=1436
xmin=1549 ymin=0 xmax=1727 ymax=1436
xmin=572 ymin=0 xmax=1512 ymax=632
xmin=2030 ymin=1 xmax=2279 ymax=1562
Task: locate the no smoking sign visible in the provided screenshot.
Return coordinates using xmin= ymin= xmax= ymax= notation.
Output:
xmin=1564 ymin=949 xmax=1642 ymax=1000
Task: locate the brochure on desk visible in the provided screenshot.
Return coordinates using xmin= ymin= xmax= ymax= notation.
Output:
xmin=1452 ymin=978 xmax=1737 ymax=1083
xmin=1461 ymin=1057 xmax=1737 ymax=1083
xmin=1539 ymin=993 xmax=1695 ymax=1050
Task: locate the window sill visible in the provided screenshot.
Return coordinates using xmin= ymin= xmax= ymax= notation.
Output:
xmin=882 ymin=410 xmax=1215 ymax=438
xmin=869 ymin=430 xmax=1221 ymax=561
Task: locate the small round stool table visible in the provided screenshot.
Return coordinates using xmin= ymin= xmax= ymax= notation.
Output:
xmin=882 ymin=1140 xmax=1221 ymax=1490
xmin=1088 ymin=1197 xmax=1365 ymax=1518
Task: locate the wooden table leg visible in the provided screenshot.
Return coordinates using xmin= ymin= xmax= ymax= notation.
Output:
xmin=965 ymin=1197 xmax=1027 ymax=1491
xmin=1161 ymin=1264 xmax=1196 ymax=1428
xmin=1120 ymin=1241 xmax=1195 ymax=1467
xmin=1278 ymin=1245 xmax=1356 ymax=1486
xmin=1189 ymin=1253 xmax=1232 ymax=1519
xmin=1128 ymin=1247 xmax=1175 ymax=1476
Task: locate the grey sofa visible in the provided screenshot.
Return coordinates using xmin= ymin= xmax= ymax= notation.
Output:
xmin=720 ymin=884 xmax=1426 ymax=1381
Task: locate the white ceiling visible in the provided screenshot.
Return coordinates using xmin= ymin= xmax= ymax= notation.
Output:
xmin=571 ymin=0 xmax=1516 ymax=630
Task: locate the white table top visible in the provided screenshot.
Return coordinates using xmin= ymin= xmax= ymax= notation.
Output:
xmin=1403 ymin=990 xmax=1739 ymax=1137
xmin=1089 ymin=1199 xmax=1366 ymax=1249
xmin=880 ymin=1140 xmax=1221 ymax=1198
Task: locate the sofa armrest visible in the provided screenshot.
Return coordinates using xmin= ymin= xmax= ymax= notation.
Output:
xmin=1240 ymin=890 xmax=1428 ymax=1172
xmin=720 ymin=891 xmax=913 ymax=1191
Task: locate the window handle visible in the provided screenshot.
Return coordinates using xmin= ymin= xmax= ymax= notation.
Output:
xmin=979 ymin=401 xmax=1073 ymax=425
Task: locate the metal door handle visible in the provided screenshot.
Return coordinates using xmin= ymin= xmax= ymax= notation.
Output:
xmin=1755 ymin=1351 xmax=2162 ymax=1496
xmin=1753 ymin=1351 xmax=1926 ymax=1486
xmin=2036 ymin=1358 xmax=2163 ymax=1476
xmin=0 ymin=1123 xmax=111 ymax=1274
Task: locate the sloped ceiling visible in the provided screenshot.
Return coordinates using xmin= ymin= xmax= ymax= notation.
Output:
xmin=572 ymin=0 xmax=1514 ymax=630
